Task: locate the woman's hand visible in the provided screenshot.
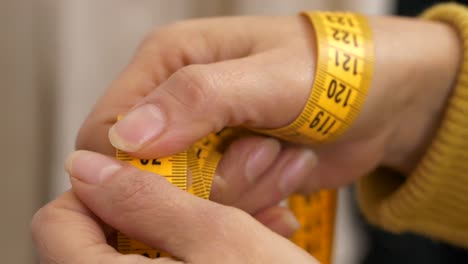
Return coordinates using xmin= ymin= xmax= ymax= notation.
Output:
xmin=76 ymin=16 xmax=460 ymax=220
xmin=31 ymin=150 xmax=317 ymax=264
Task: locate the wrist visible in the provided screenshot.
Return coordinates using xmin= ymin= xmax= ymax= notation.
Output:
xmin=378 ymin=18 xmax=461 ymax=173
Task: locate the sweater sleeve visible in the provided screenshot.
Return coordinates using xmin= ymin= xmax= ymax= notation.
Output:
xmin=356 ymin=3 xmax=468 ymax=249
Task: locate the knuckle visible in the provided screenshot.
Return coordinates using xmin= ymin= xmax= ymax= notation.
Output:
xmin=168 ymin=65 xmax=215 ymax=111
xmin=109 ymin=166 xmax=168 ymax=214
xmin=30 ymin=205 xmax=62 ymax=264
xmin=30 ymin=206 xmax=48 ymax=242
xmin=30 ymin=202 xmax=61 ymax=241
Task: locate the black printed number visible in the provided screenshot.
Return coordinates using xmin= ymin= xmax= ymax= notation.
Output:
xmin=309 ymin=111 xmax=336 ymax=135
xmin=331 ymin=28 xmax=358 ymax=47
xmin=140 ymin=159 xmax=162 ymax=166
xmin=326 ymin=15 xmax=354 ymax=27
xmin=335 ymin=50 xmax=358 ymax=75
xmin=141 ymin=252 xmax=161 ymax=258
xmin=327 ymin=79 xmax=352 ymax=107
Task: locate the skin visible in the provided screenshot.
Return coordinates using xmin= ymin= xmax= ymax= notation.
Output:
xmin=32 ymin=15 xmax=460 ymax=263
xmin=31 ymin=151 xmax=315 ymax=264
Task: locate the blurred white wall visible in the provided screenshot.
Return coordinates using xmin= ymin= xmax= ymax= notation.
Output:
xmin=1 ymin=0 xmax=395 ymax=263
xmin=0 ymin=1 xmax=45 ymax=263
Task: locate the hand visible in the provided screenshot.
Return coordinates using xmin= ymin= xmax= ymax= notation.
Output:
xmin=31 ymin=150 xmax=317 ymax=264
xmin=76 ymin=16 xmax=460 ymax=220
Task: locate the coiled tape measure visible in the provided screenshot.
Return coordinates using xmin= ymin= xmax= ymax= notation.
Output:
xmin=116 ymin=11 xmax=373 ymax=264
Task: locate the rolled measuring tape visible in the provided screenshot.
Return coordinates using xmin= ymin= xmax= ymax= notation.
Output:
xmin=115 ymin=11 xmax=373 ymax=264
xmin=286 ymin=11 xmax=373 ymax=264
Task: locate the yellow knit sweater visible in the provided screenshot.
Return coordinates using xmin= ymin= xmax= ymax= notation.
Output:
xmin=357 ymin=3 xmax=468 ymax=249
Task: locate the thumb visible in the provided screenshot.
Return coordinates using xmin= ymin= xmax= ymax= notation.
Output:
xmin=108 ymin=53 xmax=310 ymax=158
xmin=67 ymin=150 xmax=317 ymax=263
xmin=67 ymin=150 xmax=231 ymax=261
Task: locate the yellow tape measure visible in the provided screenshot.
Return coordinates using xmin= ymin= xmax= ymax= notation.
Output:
xmin=259 ymin=12 xmax=373 ymax=145
xmin=115 ymin=117 xmax=227 ymax=258
xmin=289 ymin=191 xmax=337 ymax=264
xmin=115 ymin=11 xmax=373 ymax=264
xmin=115 ymin=143 xmax=189 ymax=258
xmin=284 ymin=12 xmax=373 ymax=264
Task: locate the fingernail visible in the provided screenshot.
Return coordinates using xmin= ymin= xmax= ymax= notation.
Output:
xmin=282 ymin=210 xmax=301 ymax=232
xmin=266 ymin=210 xmax=301 ymax=237
xmin=66 ymin=150 xmax=122 ymax=184
xmin=278 ymin=150 xmax=318 ymax=195
xmin=109 ymin=104 xmax=165 ymax=152
xmin=245 ymin=138 xmax=281 ymax=183
xmin=209 ymin=175 xmax=228 ymax=201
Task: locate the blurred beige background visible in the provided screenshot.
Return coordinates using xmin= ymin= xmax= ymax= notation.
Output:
xmin=1 ymin=0 xmax=394 ymax=263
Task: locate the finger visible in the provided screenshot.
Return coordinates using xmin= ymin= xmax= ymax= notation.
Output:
xmin=304 ymin=138 xmax=385 ymax=190
xmin=66 ymin=150 xmax=249 ymax=262
xmin=31 ymin=191 xmax=156 ymax=264
xmin=67 ymin=150 xmax=317 ymax=263
xmin=108 ymin=50 xmax=311 ymax=158
xmin=209 ymin=136 xmax=281 ymax=204
xmin=76 ymin=17 xmax=261 ymax=156
xmin=254 ymin=206 xmax=300 ymax=238
xmin=233 ymin=146 xmax=318 ymax=214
